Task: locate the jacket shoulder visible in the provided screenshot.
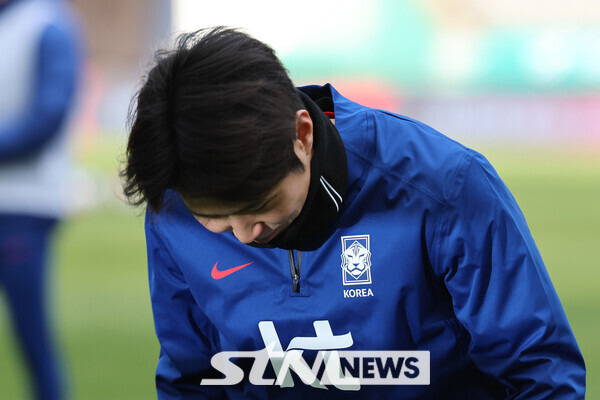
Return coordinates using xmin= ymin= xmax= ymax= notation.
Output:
xmin=337 ymin=97 xmax=470 ymax=206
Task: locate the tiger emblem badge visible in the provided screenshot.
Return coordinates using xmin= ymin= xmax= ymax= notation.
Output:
xmin=340 ymin=235 xmax=372 ymax=285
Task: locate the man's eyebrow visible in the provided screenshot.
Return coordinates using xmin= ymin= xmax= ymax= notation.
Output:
xmin=188 ymin=194 xmax=277 ymax=218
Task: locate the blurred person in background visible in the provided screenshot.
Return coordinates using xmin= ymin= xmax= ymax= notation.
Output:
xmin=123 ymin=28 xmax=585 ymax=399
xmin=0 ymin=0 xmax=82 ymax=399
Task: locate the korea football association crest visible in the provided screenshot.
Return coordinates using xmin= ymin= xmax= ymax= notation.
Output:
xmin=340 ymin=235 xmax=372 ymax=285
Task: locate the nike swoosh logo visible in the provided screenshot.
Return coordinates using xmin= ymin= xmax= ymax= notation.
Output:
xmin=211 ymin=262 xmax=254 ymax=280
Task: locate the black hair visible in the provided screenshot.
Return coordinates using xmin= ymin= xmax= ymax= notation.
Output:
xmin=122 ymin=27 xmax=304 ymax=212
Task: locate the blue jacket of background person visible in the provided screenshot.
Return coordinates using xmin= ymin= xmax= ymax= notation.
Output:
xmin=0 ymin=0 xmax=81 ymax=218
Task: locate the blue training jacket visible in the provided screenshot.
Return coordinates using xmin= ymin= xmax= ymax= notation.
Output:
xmin=145 ymin=84 xmax=585 ymax=399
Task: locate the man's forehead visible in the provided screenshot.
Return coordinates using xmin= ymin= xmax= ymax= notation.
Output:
xmin=181 ymin=193 xmax=276 ymax=218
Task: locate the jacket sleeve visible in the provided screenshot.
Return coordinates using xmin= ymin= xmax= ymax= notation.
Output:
xmin=145 ymin=212 xmax=226 ymax=399
xmin=433 ymin=150 xmax=586 ymax=398
xmin=0 ymin=24 xmax=80 ymax=161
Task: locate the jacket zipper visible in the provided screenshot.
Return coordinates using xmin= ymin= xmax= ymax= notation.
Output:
xmin=288 ymin=249 xmax=302 ymax=293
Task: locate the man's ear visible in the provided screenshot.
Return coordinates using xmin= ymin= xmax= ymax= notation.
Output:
xmin=295 ymin=109 xmax=313 ymax=155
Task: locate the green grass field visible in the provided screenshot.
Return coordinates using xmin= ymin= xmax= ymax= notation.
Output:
xmin=0 ymin=145 xmax=598 ymax=398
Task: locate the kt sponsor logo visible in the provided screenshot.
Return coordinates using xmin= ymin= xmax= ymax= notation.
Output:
xmin=200 ymin=320 xmax=430 ymax=389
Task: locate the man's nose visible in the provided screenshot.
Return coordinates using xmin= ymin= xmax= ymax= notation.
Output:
xmin=229 ymin=215 xmax=263 ymax=244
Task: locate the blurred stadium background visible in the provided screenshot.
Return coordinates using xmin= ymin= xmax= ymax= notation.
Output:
xmin=1 ymin=0 xmax=598 ymax=398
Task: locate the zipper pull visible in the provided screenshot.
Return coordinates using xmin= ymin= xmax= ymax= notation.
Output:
xmin=288 ymin=250 xmax=302 ymax=293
